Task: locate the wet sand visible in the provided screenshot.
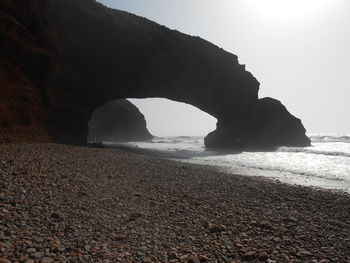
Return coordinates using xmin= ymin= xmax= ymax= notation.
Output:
xmin=0 ymin=143 xmax=349 ymax=262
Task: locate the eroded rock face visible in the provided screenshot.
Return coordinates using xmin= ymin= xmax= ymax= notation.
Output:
xmin=205 ymin=98 xmax=311 ymax=149
xmin=0 ymin=1 xmax=57 ymax=143
xmin=0 ymin=0 xmax=310 ymax=148
xmin=88 ymin=100 xmax=153 ymax=142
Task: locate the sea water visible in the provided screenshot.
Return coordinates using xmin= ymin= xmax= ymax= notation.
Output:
xmin=108 ymin=134 xmax=350 ymax=194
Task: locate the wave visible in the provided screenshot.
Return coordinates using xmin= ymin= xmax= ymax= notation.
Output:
xmin=151 ymin=139 xmax=191 ymax=144
xmin=152 ymin=135 xmax=350 ymax=144
xmin=236 ymin=163 xmax=347 ymax=182
xmin=310 ymin=134 xmax=350 ymax=143
xmin=277 ymin=147 xmax=350 ymax=158
xmin=151 ymin=136 xmax=204 ymax=144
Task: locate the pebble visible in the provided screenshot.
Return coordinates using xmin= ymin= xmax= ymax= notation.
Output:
xmin=143 ymin=256 xmax=157 ymax=262
xmin=209 ymin=224 xmax=227 ymax=233
xmin=30 ymin=252 xmax=43 ymax=259
xmin=258 ymin=251 xmax=269 ymax=260
xmin=19 ymin=255 xmax=28 ymax=262
xmin=187 ymin=254 xmax=200 ymax=263
xmin=41 ymin=258 xmax=53 ymax=263
xmin=242 ymin=251 xmax=256 ymax=260
xmin=26 ymin=248 xmax=36 ymax=253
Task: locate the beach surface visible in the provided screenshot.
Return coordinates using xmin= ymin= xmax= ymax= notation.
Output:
xmin=0 ymin=144 xmax=349 ymax=263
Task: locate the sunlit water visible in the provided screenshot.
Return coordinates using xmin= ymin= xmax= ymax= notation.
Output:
xmin=106 ymin=134 xmax=350 ymax=194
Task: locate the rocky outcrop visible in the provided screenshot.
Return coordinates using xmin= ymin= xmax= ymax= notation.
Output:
xmin=88 ymin=100 xmax=153 ymax=142
xmin=205 ymin=98 xmax=311 ymax=150
xmin=0 ymin=0 xmax=310 ymax=148
xmin=0 ymin=2 xmax=57 ymax=143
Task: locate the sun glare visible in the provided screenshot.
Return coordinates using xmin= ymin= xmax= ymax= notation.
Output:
xmin=245 ymin=0 xmax=333 ymax=20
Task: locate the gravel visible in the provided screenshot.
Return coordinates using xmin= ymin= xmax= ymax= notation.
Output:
xmin=0 ymin=143 xmax=349 ymax=262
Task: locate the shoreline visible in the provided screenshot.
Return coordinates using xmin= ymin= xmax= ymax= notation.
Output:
xmin=0 ymin=143 xmax=349 ymax=262
xmin=100 ymin=142 xmax=350 ymax=196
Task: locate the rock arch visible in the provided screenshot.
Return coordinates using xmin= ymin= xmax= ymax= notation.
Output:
xmin=0 ymin=0 xmax=310 ymax=149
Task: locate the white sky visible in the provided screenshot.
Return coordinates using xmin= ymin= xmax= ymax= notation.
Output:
xmin=98 ymin=0 xmax=350 ymax=136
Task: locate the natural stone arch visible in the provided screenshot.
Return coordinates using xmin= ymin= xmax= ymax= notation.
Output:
xmin=0 ymin=0 xmax=310 ymax=149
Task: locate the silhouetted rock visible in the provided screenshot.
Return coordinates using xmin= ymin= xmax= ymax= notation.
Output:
xmin=88 ymin=100 xmax=153 ymax=142
xmin=250 ymin=98 xmax=311 ymax=148
xmin=0 ymin=0 xmax=310 ymax=149
xmin=205 ymin=98 xmax=311 ymax=149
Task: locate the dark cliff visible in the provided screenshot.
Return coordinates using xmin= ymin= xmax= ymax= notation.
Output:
xmin=88 ymin=100 xmax=152 ymax=142
xmin=0 ymin=0 xmax=310 ymax=148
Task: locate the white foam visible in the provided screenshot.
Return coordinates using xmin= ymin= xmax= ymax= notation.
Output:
xmin=113 ymin=134 xmax=350 ymax=194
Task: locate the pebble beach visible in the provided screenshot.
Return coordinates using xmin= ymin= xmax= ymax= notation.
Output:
xmin=0 ymin=143 xmax=349 ymax=263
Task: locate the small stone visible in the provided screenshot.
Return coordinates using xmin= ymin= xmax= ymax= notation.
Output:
xmin=50 ymin=213 xmax=62 ymax=220
xmin=143 ymin=256 xmax=157 ymax=263
xmin=31 ymin=252 xmax=43 ymax=259
xmin=25 ymin=260 xmax=34 ymax=263
xmin=202 ymin=221 xmax=211 ymax=228
xmin=55 ymin=246 xmax=65 ymax=252
xmin=209 ymin=224 xmax=227 ymax=233
xmin=19 ymin=255 xmax=29 ymax=262
xmin=258 ymin=251 xmax=268 ymax=260
xmin=242 ymin=251 xmax=256 ymax=261
xmin=26 ymin=248 xmax=36 ymax=253
xmin=24 ymin=240 xmax=33 ymax=247
xmin=112 ymin=234 xmax=128 ymax=241
xmin=168 ymin=252 xmax=179 ymax=259
xmin=41 ymin=258 xmax=54 ymax=263
xmin=84 ymin=245 xmax=91 ymax=251
xmin=188 ymin=235 xmax=196 ymax=241
xmin=187 ymin=254 xmax=200 ymax=263
xmin=137 ymin=251 xmax=145 ymax=257
xmin=54 ymin=256 xmax=66 ymax=262
xmin=299 ymin=248 xmax=312 ymax=256
xmin=35 ymin=237 xmax=44 ymax=243
xmin=240 ymin=232 xmax=248 ymax=238
xmin=199 ymin=255 xmax=210 ymax=262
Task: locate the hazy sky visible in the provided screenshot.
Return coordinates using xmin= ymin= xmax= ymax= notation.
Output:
xmin=98 ymin=0 xmax=350 ymax=136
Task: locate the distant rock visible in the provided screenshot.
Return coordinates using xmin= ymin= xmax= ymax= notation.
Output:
xmin=88 ymin=100 xmax=152 ymax=142
xmin=250 ymin=98 xmax=311 ymax=148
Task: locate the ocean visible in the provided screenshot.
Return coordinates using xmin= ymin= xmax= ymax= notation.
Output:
xmin=106 ymin=134 xmax=350 ymax=194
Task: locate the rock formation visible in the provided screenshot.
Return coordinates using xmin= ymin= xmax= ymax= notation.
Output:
xmin=0 ymin=0 xmax=310 ymax=148
xmin=205 ymin=98 xmax=310 ymax=149
xmin=88 ymin=100 xmax=153 ymax=142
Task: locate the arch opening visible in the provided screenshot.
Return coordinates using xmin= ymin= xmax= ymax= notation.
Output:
xmin=129 ymin=98 xmax=217 ymax=137
xmin=88 ymin=98 xmax=217 ymax=143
